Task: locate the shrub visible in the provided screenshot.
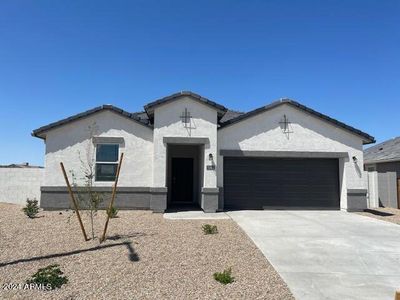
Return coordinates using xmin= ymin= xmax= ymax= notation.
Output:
xmin=106 ymin=206 xmax=119 ymax=218
xmin=22 ymin=198 xmax=39 ymax=218
xmin=202 ymin=224 xmax=218 ymax=235
xmin=213 ymin=267 xmax=235 ymax=285
xmin=26 ymin=264 xmax=68 ymax=290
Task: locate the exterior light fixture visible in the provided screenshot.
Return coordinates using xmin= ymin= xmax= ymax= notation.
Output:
xmin=352 ymin=156 xmax=358 ymax=163
xmin=209 ymin=153 xmax=213 ymax=161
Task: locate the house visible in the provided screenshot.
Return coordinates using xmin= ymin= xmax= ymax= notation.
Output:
xmin=32 ymin=91 xmax=375 ymax=212
xmin=364 ymin=137 xmax=400 ymax=208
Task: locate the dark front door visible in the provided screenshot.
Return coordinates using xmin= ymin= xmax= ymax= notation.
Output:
xmin=171 ymin=158 xmax=194 ymax=203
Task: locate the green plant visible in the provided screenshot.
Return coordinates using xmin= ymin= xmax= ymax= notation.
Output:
xmin=202 ymin=224 xmax=218 ymax=235
xmin=70 ymin=122 xmax=104 ymax=240
xmin=22 ymin=198 xmax=39 ymax=218
xmin=213 ymin=267 xmax=235 ymax=285
xmin=26 ymin=264 xmax=68 ymax=290
xmin=106 ymin=206 xmax=119 ymax=218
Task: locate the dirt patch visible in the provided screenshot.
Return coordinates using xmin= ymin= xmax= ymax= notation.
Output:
xmin=0 ymin=203 xmax=293 ymax=299
xmin=357 ymin=207 xmax=400 ymax=225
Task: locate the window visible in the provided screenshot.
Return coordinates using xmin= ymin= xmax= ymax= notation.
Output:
xmin=95 ymin=144 xmax=119 ymax=181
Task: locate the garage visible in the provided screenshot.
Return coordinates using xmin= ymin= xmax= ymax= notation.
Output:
xmin=223 ymin=157 xmax=340 ymax=210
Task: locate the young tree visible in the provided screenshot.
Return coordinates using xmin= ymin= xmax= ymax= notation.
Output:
xmin=70 ymin=123 xmax=104 ymax=240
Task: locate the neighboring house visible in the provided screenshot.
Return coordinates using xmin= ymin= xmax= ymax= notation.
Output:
xmin=32 ymin=91 xmax=375 ymax=212
xmin=0 ymin=163 xmax=44 ymax=205
xmin=364 ymin=137 xmax=400 ymax=208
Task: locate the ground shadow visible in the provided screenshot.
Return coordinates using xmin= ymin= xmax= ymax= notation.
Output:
xmin=125 ymin=242 xmax=139 ymax=262
xmin=106 ymin=232 xmax=149 ymax=241
xmin=0 ymin=241 xmax=139 ymax=268
xmin=363 ymin=209 xmax=394 ymax=217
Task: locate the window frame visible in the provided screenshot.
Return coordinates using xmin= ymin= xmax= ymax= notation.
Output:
xmin=95 ymin=143 xmax=119 ymax=182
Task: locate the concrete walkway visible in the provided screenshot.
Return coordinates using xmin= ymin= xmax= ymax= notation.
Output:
xmin=227 ymin=210 xmax=400 ymax=300
xmin=163 ymin=211 xmax=229 ymax=220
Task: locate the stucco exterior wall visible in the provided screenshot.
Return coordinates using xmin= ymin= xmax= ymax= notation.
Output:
xmin=0 ymin=168 xmax=44 ymax=205
xmin=376 ymin=161 xmax=400 ymax=178
xmin=153 ymin=96 xmax=218 ymax=188
xmin=44 ymin=110 xmax=153 ymax=187
xmin=217 ymin=104 xmax=366 ymax=210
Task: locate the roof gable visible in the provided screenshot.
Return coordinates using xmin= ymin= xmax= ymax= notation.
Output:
xmin=144 ymin=91 xmax=228 ymax=121
xmin=219 ymin=99 xmax=375 ymax=145
xmin=31 ymin=92 xmax=374 ymax=145
xmin=32 ymin=105 xmax=152 ymax=139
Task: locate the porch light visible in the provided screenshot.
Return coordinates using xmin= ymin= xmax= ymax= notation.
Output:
xmin=209 ymin=153 xmax=213 ymax=161
xmin=352 ymin=156 xmax=358 ymax=163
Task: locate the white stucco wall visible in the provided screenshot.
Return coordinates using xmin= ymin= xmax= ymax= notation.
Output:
xmin=153 ymin=96 xmax=218 ymax=188
xmin=0 ymin=168 xmax=44 ymax=205
xmin=44 ymin=110 xmax=154 ymax=187
xmin=217 ymin=104 xmax=366 ymax=210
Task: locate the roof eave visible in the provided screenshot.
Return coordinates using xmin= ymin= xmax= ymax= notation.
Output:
xmin=144 ymin=91 xmax=228 ymax=118
xmin=365 ymin=158 xmax=400 ymax=164
xmin=31 ymin=105 xmax=153 ymax=140
xmin=218 ymin=99 xmax=375 ymax=144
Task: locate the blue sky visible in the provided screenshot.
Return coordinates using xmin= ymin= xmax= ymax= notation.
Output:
xmin=0 ymin=0 xmax=399 ymax=166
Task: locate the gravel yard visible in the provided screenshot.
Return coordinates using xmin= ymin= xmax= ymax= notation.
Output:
xmin=357 ymin=207 xmax=400 ymax=225
xmin=0 ymin=203 xmax=292 ymax=299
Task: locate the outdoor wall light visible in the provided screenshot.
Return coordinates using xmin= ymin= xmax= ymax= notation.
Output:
xmin=209 ymin=153 xmax=213 ymax=161
xmin=352 ymin=156 xmax=358 ymax=163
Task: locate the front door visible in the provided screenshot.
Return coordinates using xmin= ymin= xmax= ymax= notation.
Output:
xmin=171 ymin=158 xmax=194 ymax=203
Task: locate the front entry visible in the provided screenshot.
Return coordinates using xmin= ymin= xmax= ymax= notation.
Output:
xmin=171 ymin=157 xmax=194 ymax=204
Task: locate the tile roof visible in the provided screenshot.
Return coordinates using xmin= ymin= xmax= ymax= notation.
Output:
xmin=219 ymin=98 xmax=375 ymax=144
xmin=364 ymin=137 xmax=400 ymax=163
xmin=144 ymin=91 xmax=227 ymax=116
xmin=32 ymin=105 xmax=152 ymax=139
xmin=0 ymin=163 xmax=43 ymax=168
xmin=31 ymin=92 xmax=374 ymax=145
xmin=219 ymin=109 xmax=244 ymax=124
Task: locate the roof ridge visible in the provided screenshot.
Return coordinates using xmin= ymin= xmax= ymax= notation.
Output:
xmin=365 ymin=136 xmax=400 ymax=150
xmin=220 ymin=98 xmax=375 ymax=144
xmin=144 ymin=91 xmax=228 ymax=114
xmin=32 ymin=105 xmax=152 ymax=139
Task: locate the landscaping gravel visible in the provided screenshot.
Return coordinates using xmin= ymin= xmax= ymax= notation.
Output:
xmin=0 ymin=203 xmax=293 ymax=299
xmin=357 ymin=207 xmax=400 ymax=225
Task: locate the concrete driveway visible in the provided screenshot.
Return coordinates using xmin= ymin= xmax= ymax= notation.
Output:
xmin=227 ymin=210 xmax=400 ymax=300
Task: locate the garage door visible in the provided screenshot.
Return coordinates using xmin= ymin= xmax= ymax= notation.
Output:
xmin=223 ymin=157 xmax=340 ymax=209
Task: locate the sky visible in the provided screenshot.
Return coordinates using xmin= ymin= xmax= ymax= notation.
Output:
xmin=0 ymin=0 xmax=399 ymax=166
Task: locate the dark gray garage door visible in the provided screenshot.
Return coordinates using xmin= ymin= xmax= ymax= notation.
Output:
xmin=223 ymin=157 xmax=340 ymax=210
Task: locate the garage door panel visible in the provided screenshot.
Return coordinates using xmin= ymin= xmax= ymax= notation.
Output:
xmin=224 ymin=157 xmax=340 ymax=209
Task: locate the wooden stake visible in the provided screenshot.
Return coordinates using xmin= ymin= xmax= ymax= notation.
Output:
xmin=60 ymin=162 xmax=89 ymax=241
xmin=100 ymin=153 xmax=124 ymax=243
xmin=395 ymin=291 xmax=400 ymax=300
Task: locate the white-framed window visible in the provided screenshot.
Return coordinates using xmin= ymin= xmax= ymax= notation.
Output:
xmin=95 ymin=144 xmax=119 ymax=181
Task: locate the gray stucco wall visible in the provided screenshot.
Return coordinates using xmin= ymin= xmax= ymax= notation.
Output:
xmin=0 ymin=168 xmax=44 ymax=205
xmin=376 ymin=161 xmax=400 ymax=178
xmin=40 ymin=186 xmax=152 ymax=210
xmin=377 ymin=172 xmax=398 ymax=208
xmin=346 ymin=189 xmax=368 ymax=212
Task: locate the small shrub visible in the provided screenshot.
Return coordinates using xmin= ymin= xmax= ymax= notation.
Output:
xmin=213 ymin=267 xmax=235 ymax=285
xmin=22 ymin=198 xmax=39 ymax=218
xmin=202 ymin=224 xmax=218 ymax=235
xmin=26 ymin=264 xmax=68 ymax=290
xmin=106 ymin=206 xmax=119 ymax=218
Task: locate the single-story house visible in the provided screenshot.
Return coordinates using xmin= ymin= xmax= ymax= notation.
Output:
xmin=364 ymin=137 xmax=400 ymax=208
xmin=32 ymin=91 xmax=375 ymax=212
